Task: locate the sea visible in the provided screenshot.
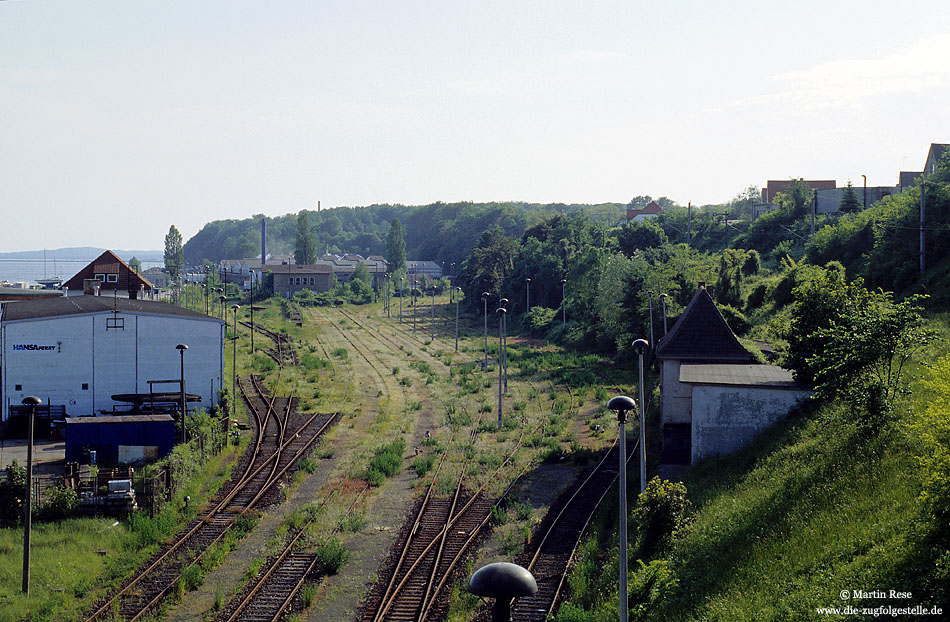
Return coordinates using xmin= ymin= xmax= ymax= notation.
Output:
xmin=0 ymin=259 xmax=163 ymax=287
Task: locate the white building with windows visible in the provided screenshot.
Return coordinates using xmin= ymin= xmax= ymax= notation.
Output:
xmin=1 ymin=296 xmax=224 ymax=423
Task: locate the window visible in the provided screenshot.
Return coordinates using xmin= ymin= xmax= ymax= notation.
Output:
xmin=106 ymin=274 xmax=118 ymax=283
xmin=107 ymin=317 xmax=125 ymax=330
xmin=94 ymin=273 xmax=106 ymax=281
xmin=82 ymin=383 xmax=89 ymax=390
xmin=15 ymin=384 xmax=22 ymax=391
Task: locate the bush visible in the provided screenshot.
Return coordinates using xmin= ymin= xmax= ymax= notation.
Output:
xmin=39 ymin=485 xmax=79 ymax=520
xmin=316 ymin=537 xmax=348 ymax=574
xmin=411 ymin=455 xmax=435 ymax=478
xmin=300 ymin=353 xmax=330 ymax=370
xmin=0 ymin=461 xmax=26 ymax=526
xmin=716 ymin=303 xmax=749 ymax=336
xmin=633 ymin=477 xmax=692 ymax=557
xmin=363 ymin=438 xmax=406 ymax=485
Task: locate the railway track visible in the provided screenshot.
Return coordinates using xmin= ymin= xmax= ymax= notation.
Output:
xmin=83 ymin=369 xmax=337 ymax=622
xmin=510 ymin=439 xmax=636 ymax=621
xmin=215 ymin=483 xmax=370 ymax=622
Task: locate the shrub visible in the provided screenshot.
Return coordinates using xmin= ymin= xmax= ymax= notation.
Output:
xmin=411 ymin=455 xmax=435 ymax=478
xmin=39 ymin=485 xmax=79 ymax=520
xmin=331 ymin=347 xmax=348 ymax=360
xmin=316 ymin=538 xmax=348 ymax=574
xmin=633 ymin=477 xmax=692 ymax=557
xmin=300 ymin=353 xmax=330 ymax=370
xmin=363 ymin=438 xmax=406 ymax=485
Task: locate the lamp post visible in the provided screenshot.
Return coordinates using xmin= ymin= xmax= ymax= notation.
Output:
xmin=646 ymin=291 xmax=655 ymax=347
xmin=412 ymin=287 xmax=417 ymax=335
xmin=248 ymin=270 xmax=255 ymax=354
xmin=482 ymin=292 xmax=490 ymax=369
xmin=525 ymin=277 xmax=531 ymax=313
xmin=454 ymin=287 xmax=461 ymax=352
xmin=218 ymin=294 xmax=226 ymax=320
xmin=430 ymin=285 xmax=436 ymax=341
xmin=659 ymin=293 xmax=669 ymax=337
xmin=560 ymin=279 xmax=567 ymax=327
xmin=862 ymin=174 xmax=867 ymax=211
xmin=384 ymin=273 xmax=390 ymax=318
xmin=21 ymin=396 xmax=41 ymax=595
xmin=467 ymin=562 xmax=537 ymax=622
xmin=496 ymin=306 xmax=507 ymax=430
xmin=176 ymin=344 xmax=189 ymax=442
xmin=231 ymin=305 xmax=240 ymax=407
xmin=633 ymin=338 xmax=649 ymax=494
xmin=399 ymin=277 xmax=404 ymax=323
xmin=500 ymin=298 xmax=509 ymax=391
xmin=607 ymin=394 xmax=638 ymax=622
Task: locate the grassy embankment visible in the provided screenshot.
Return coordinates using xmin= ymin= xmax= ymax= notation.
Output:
xmin=556 ymin=316 xmax=950 ymax=621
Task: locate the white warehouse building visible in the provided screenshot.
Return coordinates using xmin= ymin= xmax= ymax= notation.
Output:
xmin=1 ymin=296 xmax=224 ymax=422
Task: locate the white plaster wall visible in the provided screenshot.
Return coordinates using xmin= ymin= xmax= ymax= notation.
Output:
xmin=2 ymin=312 xmax=223 ymax=420
xmin=690 ymin=385 xmax=811 ymax=463
xmin=660 ymin=360 xmax=692 ymax=426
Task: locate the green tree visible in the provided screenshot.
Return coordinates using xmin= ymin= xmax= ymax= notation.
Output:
xmin=809 ymin=291 xmax=932 ymax=425
xmin=385 ymin=217 xmax=407 ymax=273
xmin=128 ymin=256 xmax=142 ymax=273
xmin=617 ymin=220 xmax=668 ymax=256
xmin=164 ymin=225 xmax=184 ymax=279
xmin=295 ymin=211 xmax=317 ymax=265
xmin=840 ymin=181 xmax=861 ymax=213
xmin=457 ymin=226 xmax=517 ymax=302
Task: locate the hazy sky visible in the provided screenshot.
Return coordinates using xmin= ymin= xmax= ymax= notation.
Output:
xmin=3 ymin=1 xmax=949 ymax=252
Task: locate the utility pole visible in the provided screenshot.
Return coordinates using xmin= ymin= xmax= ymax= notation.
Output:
xmin=921 ymin=182 xmax=927 ymax=275
xmin=811 ymin=190 xmax=816 ymax=237
xmin=686 ymin=202 xmax=692 ymax=246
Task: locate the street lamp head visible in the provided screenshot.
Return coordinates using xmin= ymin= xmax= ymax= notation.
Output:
xmin=561 ymin=279 xmax=567 ymax=284
xmin=21 ymin=396 xmax=42 ymax=406
xmin=606 ymin=395 xmax=637 ymax=422
xmin=176 ymin=343 xmax=189 ymax=352
xmin=632 ymin=338 xmax=649 ymax=353
xmin=499 ymin=298 xmax=508 ymax=309
xmin=647 ymin=290 xmax=654 ymax=295
xmin=456 ymin=286 xmax=461 ymax=292
xmin=495 ymin=307 xmax=507 ymax=316
xmin=231 ymin=304 xmax=240 ymax=310
xmin=659 ymin=293 xmax=668 ymax=300
xmin=525 ymin=277 xmax=531 ymax=283
xmin=482 ymin=292 xmax=489 ymax=299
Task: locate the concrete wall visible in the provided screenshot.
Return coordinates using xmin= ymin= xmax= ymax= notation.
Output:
xmin=2 ymin=312 xmax=223 ymax=421
xmin=690 ymin=384 xmax=811 ymax=463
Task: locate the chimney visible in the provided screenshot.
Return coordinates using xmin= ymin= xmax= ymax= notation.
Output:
xmin=261 ymin=219 xmax=267 ymax=267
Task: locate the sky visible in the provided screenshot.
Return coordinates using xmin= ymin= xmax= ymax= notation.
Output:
xmin=2 ymin=1 xmax=949 ymax=252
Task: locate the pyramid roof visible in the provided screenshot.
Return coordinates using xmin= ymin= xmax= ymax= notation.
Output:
xmin=655 ymin=287 xmax=754 ymax=362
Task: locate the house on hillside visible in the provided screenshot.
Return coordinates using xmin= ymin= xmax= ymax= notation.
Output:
xmin=925 ymin=143 xmax=948 ymax=176
xmin=626 ymin=200 xmax=663 ymax=222
xmin=655 ymin=286 xmax=811 ymax=468
xmin=61 ymin=250 xmax=154 ymax=299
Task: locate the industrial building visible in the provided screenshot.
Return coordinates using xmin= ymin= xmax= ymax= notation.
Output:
xmin=1 ymin=295 xmax=224 ymax=425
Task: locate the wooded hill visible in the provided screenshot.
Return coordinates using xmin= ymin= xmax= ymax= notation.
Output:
xmin=182 ymin=201 xmax=626 ymax=267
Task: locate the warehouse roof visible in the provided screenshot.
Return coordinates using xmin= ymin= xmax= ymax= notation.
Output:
xmin=1 ymin=295 xmax=221 ymax=323
xmin=679 ymin=364 xmax=804 ymax=388
xmin=65 ymin=414 xmax=175 ymax=425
